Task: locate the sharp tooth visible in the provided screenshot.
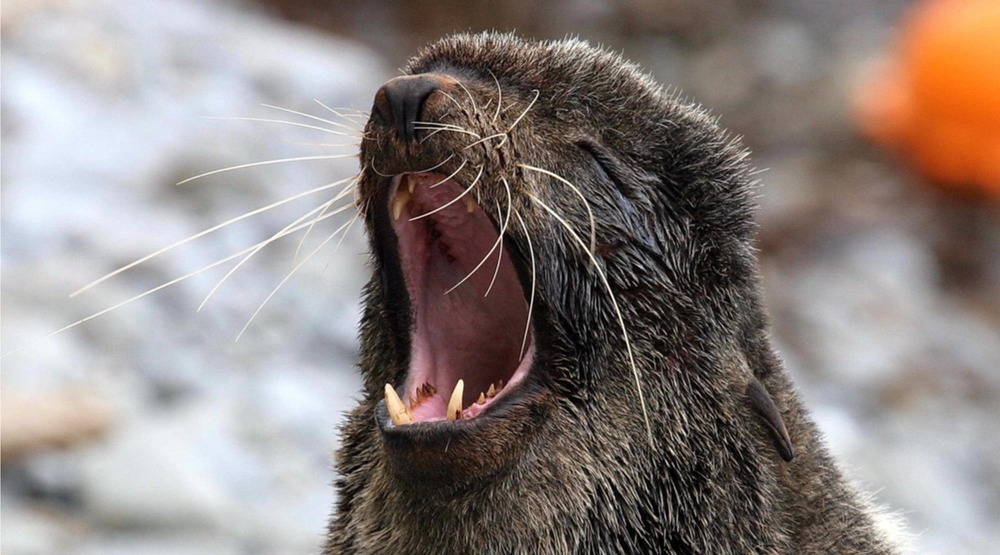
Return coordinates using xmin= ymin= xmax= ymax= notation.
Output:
xmin=406 ymin=174 xmax=416 ymax=193
xmin=477 ymin=392 xmax=486 ymax=405
xmin=411 ymin=382 xmax=438 ymax=409
xmin=392 ymin=188 xmax=411 ymax=220
xmin=384 ymin=384 xmax=412 ymax=425
xmin=486 ymin=383 xmax=496 ymax=398
xmin=447 ymin=379 xmax=465 ymax=421
xmin=465 ymin=194 xmax=476 ymax=213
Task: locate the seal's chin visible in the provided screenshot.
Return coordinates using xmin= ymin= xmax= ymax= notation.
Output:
xmin=381 ymin=172 xmax=535 ymax=428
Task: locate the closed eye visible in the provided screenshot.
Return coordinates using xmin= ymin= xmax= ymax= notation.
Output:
xmin=576 ymin=140 xmax=635 ymax=199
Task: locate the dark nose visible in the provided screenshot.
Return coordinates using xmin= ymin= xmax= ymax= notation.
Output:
xmin=373 ymin=73 xmax=453 ymax=142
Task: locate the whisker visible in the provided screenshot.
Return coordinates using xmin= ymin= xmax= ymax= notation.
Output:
xmin=417 ymin=127 xmax=448 ymax=143
xmin=409 ymin=166 xmax=483 ymax=221
xmin=507 ymin=89 xmax=540 ymax=134
xmin=413 ymin=125 xmax=482 ymax=140
xmin=428 ymin=159 xmax=468 ymax=188
xmin=6 ymin=218 xmax=324 ymax=357
xmin=322 ymin=212 xmax=360 ymax=271
xmin=517 ymin=164 xmax=596 ymax=254
xmin=204 ymin=116 xmax=355 ymax=137
xmin=491 ymin=88 xmax=539 ymax=150
xmin=464 ymin=132 xmax=507 ymax=150
xmin=72 ymin=176 xmax=356 ymax=297
xmin=484 ymin=178 xmax=514 ymax=297
xmin=483 ymin=201 xmax=505 ymax=298
xmin=416 ymin=154 xmax=456 ymax=174
xmin=198 ymin=201 xmax=353 ymax=311
xmin=313 ymin=100 xmax=370 ymax=121
xmin=412 ymin=121 xmax=469 ymax=131
xmin=281 ymin=140 xmax=362 ymax=149
xmin=514 ymin=212 xmax=536 ymax=361
xmin=525 ymin=191 xmax=652 ymax=443
xmin=235 ymin=217 xmax=356 ymax=341
xmin=437 ymin=90 xmax=464 ymax=111
xmin=445 ymin=179 xmax=512 ymax=296
xmin=294 ymin=176 xmax=359 ymax=260
xmin=260 ymin=103 xmax=364 ymax=135
xmin=176 ymin=155 xmax=356 ymax=186
xmin=487 ymin=69 xmax=503 ymax=123
xmin=455 ymin=80 xmax=478 ymax=115
xmin=370 ymin=159 xmax=394 ymax=177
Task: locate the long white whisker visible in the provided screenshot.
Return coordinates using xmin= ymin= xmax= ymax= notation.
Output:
xmin=517 ymin=164 xmax=596 ymax=253
xmin=235 ymin=218 xmax=354 ymax=341
xmin=507 ymin=89 xmax=540 ymax=133
xmin=176 ymin=155 xmax=355 ymax=186
xmin=204 ymin=116 xmax=354 ymax=137
xmin=412 ymin=121 xmax=468 ymax=131
xmin=260 ymin=104 xmax=364 ymax=134
xmin=438 ymin=90 xmax=463 ymax=111
xmin=322 ymin=212 xmax=360 ymax=271
xmin=464 ymin=133 xmax=508 ymax=150
xmin=455 ymin=80 xmax=478 ymax=115
xmin=413 ymin=125 xmax=481 ymax=140
xmin=291 ymin=200 xmax=340 ymax=260
xmin=370 ymin=160 xmax=394 ymax=177
xmin=409 ymin=166 xmax=483 ymax=221
xmin=483 ymin=201 xmax=506 ymax=298
xmin=514 ymin=212 xmax=536 ymax=361
xmin=418 ymin=127 xmax=448 ymax=143
xmin=487 ymin=69 xmax=503 ymax=123
xmin=525 ymin=191 xmax=652 ymax=444
xmin=7 ymin=221 xmax=321 ymax=357
xmin=409 ymin=154 xmax=456 ymax=175
xmin=484 ymin=178 xmax=514 ymax=297
xmin=446 ymin=180 xmax=512 ymax=296
xmin=72 ymin=176 xmax=355 ymax=297
xmin=199 ymin=201 xmax=353 ymax=312
xmin=313 ymin=100 xmax=370 ymax=121
xmin=295 ymin=177 xmax=359 ymax=259
xmin=281 ymin=140 xmax=361 ymax=149
xmin=429 ymin=159 xmax=468 ymax=188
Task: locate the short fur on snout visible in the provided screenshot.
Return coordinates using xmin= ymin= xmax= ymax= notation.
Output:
xmin=325 ymin=32 xmax=907 ymax=554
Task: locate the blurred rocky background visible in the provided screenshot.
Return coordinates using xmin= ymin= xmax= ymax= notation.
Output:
xmin=2 ymin=0 xmax=997 ymax=553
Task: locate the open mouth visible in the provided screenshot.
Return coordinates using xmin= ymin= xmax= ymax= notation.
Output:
xmin=381 ymin=172 xmax=535 ymax=426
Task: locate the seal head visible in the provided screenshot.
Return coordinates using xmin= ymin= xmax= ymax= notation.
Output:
xmin=327 ymin=32 xmax=905 ymax=554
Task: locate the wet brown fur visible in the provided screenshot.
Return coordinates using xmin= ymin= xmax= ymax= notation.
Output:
xmin=325 ymin=33 xmax=905 ymax=554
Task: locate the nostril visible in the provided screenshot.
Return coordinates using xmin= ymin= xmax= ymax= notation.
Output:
xmin=374 ymin=73 xmax=453 ymax=142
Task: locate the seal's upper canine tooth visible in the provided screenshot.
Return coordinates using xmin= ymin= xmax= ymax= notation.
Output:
xmin=447 ymin=379 xmax=465 ymax=421
xmin=384 ymin=384 xmax=413 ymax=425
xmin=465 ymin=194 xmax=476 ymax=213
xmin=406 ymin=174 xmax=415 ymax=193
xmin=392 ymin=188 xmax=411 ymax=220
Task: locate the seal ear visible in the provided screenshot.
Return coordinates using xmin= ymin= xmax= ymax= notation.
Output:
xmin=746 ymin=378 xmax=794 ymax=462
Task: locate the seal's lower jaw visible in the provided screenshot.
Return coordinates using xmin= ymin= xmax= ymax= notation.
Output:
xmin=373 ymin=172 xmax=544 ymax=479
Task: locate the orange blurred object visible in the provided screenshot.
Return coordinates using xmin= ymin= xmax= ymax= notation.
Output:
xmin=857 ymin=0 xmax=1000 ymax=196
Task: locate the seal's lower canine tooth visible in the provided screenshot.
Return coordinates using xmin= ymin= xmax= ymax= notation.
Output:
xmin=384 ymin=384 xmax=412 ymax=425
xmin=447 ymin=379 xmax=465 ymax=421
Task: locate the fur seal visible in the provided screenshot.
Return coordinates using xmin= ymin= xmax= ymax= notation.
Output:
xmin=325 ymin=33 xmax=907 ymax=554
